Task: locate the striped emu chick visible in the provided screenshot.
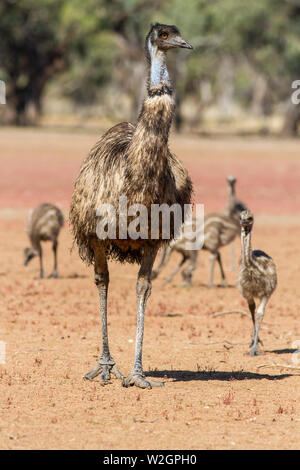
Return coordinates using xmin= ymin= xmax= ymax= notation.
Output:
xmin=238 ymin=210 xmax=277 ymax=356
xmin=69 ymin=24 xmax=193 ymax=389
xmin=152 ymin=212 xmax=239 ymax=287
xmin=24 ymin=203 xmax=64 ymax=279
xmin=223 ymin=174 xmax=248 ymax=270
xmin=223 ymin=175 xmax=248 ymax=221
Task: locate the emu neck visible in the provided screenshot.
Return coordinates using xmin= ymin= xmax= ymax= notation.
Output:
xmin=127 ymin=91 xmax=175 ymax=198
xmin=227 ymin=185 xmax=236 ymax=213
xmin=149 ymin=46 xmax=171 ymax=90
xmin=125 ymin=42 xmax=176 ymax=201
xmin=29 ymin=235 xmax=40 ymax=254
xmin=241 ymin=228 xmax=252 ymax=267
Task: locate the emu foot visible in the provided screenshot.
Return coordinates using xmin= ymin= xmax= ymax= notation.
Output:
xmin=122 ymin=372 xmax=164 ymax=390
xmin=181 ymin=279 xmax=192 ymax=288
xmin=246 ymin=348 xmax=264 ymax=357
xmin=84 ymin=362 xmax=123 ymax=385
xmin=49 ymin=271 xmax=59 ymax=279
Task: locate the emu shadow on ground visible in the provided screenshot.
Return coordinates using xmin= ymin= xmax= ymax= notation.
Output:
xmin=146 ymin=369 xmax=292 ymax=382
xmin=265 ymin=348 xmax=298 ymax=355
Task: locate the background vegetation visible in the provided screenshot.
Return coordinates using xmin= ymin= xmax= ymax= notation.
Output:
xmin=1 ymin=0 xmax=300 ymax=134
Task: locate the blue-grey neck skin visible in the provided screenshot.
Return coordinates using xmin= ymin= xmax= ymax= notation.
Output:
xmin=148 ymin=38 xmax=171 ymax=90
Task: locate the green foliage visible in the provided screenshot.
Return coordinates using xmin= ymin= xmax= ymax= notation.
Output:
xmin=1 ymin=0 xmax=300 ymax=130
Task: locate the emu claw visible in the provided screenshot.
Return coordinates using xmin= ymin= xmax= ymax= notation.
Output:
xmin=122 ymin=373 xmax=164 ymax=389
xmin=49 ymin=271 xmax=59 ymax=279
xmin=247 ymin=348 xmax=264 ymax=357
xmin=84 ymin=362 xmax=123 ymax=385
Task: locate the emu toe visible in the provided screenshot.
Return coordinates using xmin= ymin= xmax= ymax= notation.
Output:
xmin=247 ymin=348 xmax=264 ymax=357
xmin=122 ymin=373 xmax=164 ymax=389
xmin=49 ymin=271 xmax=59 ymax=279
xmin=84 ymin=363 xmax=124 ymax=385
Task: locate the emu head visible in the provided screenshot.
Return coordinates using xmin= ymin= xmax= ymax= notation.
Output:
xmin=23 ymin=247 xmax=37 ymax=266
xmin=227 ymin=174 xmax=236 ymax=187
xmin=146 ymin=23 xmax=193 ymax=55
xmin=240 ymin=210 xmax=254 ymax=234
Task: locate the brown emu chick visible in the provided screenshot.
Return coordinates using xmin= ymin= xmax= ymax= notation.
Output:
xmin=152 ymin=212 xmax=239 ymax=287
xmin=69 ymin=24 xmax=193 ymax=389
xmin=24 ymin=203 xmax=64 ymax=279
xmin=238 ymin=210 xmax=277 ymax=356
xmin=223 ymin=174 xmax=248 ymax=270
xmin=224 ymin=175 xmax=248 ymax=221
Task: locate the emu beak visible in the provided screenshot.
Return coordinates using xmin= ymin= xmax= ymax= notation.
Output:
xmin=168 ymin=36 xmax=193 ymax=49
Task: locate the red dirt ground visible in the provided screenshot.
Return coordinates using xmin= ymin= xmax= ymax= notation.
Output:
xmin=0 ymin=127 xmax=300 ymax=449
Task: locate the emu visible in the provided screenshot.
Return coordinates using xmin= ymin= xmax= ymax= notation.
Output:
xmin=238 ymin=210 xmax=277 ymax=356
xmin=152 ymin=175 xmax=248 ymax=286
xmin=151 ymin=212 xmax=239 ymax=287
xmin=223 ymin=175 xmax=248 ymax=270
xmin=69 ymin=24 xmax=193 ymax=389
xmin=24 ymin=203 xmax=64 ymax=279
xmin=224 ymin=175 xmax=247 ymax=221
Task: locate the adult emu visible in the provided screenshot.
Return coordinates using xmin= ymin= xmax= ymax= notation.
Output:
xmin=69 ymin=24 xmax=193 ymax=389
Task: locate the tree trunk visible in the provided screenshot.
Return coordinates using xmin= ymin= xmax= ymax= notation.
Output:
xmin=250 ymin=70 xmax=268 ymax=116
xmin=217 ymin=55 xmax=235 ymax=120
xmin=281 ymin=101 xmax=300 ymax=137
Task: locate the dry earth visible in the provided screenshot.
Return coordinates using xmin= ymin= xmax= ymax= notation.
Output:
xmin=0 ymin=127 xmax=299 ymax=449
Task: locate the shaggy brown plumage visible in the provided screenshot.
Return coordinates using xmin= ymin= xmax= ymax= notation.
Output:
xmin=69 ymin=23 xmax=193 ymax=389
xmin=238 ymin=210 xmax=277 ymax=355
xmin=24 ymin=203 xmax=64 ymax=278
xmin=70 ymin=115 xmax=192 ymax=264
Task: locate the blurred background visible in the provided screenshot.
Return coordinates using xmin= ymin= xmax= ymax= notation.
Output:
xmin=1 ymin=2 xmax=300 ymax=451
xmin=1 ymin=0 xmax=300 ymax=136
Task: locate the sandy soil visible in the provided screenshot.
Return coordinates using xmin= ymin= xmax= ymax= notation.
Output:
xmin=0 ymin=127 xmax=299 ymax=450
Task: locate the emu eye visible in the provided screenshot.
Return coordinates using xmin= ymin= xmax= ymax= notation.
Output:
xmin=161 ymin=32 xmax=168 ymax=39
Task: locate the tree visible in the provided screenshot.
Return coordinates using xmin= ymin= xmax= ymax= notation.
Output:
xmin=0 ymin=0 xmax=75 ymax=124
xmin=205 ymin=0 xmax=300 ymax=135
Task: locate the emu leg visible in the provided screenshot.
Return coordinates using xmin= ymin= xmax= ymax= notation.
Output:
xmin=181 ymin=250 xmax=198 ymax=287
xmin=151 ymin=245 xmax=172 ymax=280
xmin=229 ymin=242 xmax=235 ymax=270
xmin=216 ymin=251 xmax=227 ymax=287
xmin=248 ymin=299 xmax=263 ymax=350
xmin=123 ymin=246 xmax=164 ymax=389
xmin=249 ymin=297 xmax=267 ymax=356
xmin=38 ymin=245 xmax=44 ymax=279
xmin=163 ymin=254 xmax=187 ymax=286
xmin=84 ymin=245 xmax=123 ymax=384
xmin=49 ymin=240 xmax=59 ymax=278
xmin=208 ymin=253 xmax=216 ymax=287
xmin=248 ymin=299 xmax=256 ymax=347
